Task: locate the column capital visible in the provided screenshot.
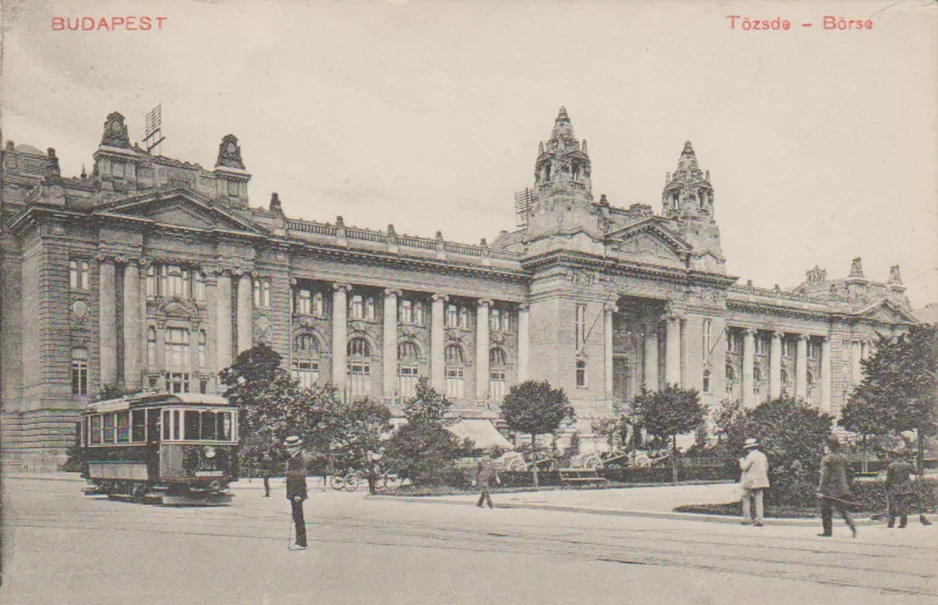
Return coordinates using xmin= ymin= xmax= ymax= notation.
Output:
xmin=384 ymin=288 xmax=403 ymax=298
xmin=136 ymin=257 xmax=151 ymax=269
xmin=772 ymin=330 xmax=785 ymax=339
xmin=517 ymin=302 xmax=530 ymax=312
xmin=477 ymin=298 xmax=493 ymax=308
xmin=665 ymin=313 xmax=685 ymax=323
xmin=603 ymin=302 xmax=619 ymax=313
xmin=431 ymin=293 xmax=449 ymax=303
xmin=796 ymin=334 xmax=810 ymax=342
xmin=740 ymin=327 xmax=755 ymax=336
xmin=290 ymin=277 xmax=298 ymax=286
xmin=332 ymin=282 xmax=352 ymax=293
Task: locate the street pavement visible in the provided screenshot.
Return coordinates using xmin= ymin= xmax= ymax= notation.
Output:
xmin=2 ymin=474 xmax=936 ymax=604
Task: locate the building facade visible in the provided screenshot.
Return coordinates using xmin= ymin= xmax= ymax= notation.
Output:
xmin=0 ymin=108 xmax=919 ymax=470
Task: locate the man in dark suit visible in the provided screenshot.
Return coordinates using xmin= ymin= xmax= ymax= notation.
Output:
xmin=284 ymin=435 xmax=309 ymax=551
xmin=474 ymin=452 xmax=500 ymax=509
xmin=817 ymin=436 xmax=857 ymax=538
xmin=885 ymin=451 xmax=916 ymax=529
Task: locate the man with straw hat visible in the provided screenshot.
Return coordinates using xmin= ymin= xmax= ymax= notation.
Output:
xmin=739 ymin=438 xmax=770 ymax=527
xmin=284 ymin=435 xmax=309 ymax=551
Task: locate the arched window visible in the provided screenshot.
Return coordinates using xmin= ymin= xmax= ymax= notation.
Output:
xmin=702 ymin=368 xmax=712 ymax=394
xmin=69 ymin=260 xmax=90 ymax=291
xmin=780 ymin=368 xmax=791 ymax=397
xmin=347 ymin=338 xmax=372 ymax=399
xmin=293 ymin=334 xmax=320 ymax=388
xmin=753 ymin=367 xmax=763 ymax=396
xmin=489 ymin=348 xmax=508 ymax=404
xmin=71 ymin=348 xmax=88 ymax=395
xmin=444 ymin=345 xmax=465 ymax=398
xmin=576 ymin=359 xmax=587 ymax=387
xmin=397 ymin=341 xmax=421 ymax=399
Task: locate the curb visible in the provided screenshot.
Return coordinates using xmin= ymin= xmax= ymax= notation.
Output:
xmin=373 ymin=494 xmax=877 ymax=527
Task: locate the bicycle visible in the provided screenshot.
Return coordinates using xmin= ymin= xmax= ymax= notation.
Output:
xmin=329 ymin=470 xmax=364 ymax=491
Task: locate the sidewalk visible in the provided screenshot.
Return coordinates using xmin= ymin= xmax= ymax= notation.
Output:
xmin=379 ymin=482 xmax=849 ymax=526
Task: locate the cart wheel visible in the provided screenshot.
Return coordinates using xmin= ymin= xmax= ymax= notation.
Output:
xmin=344 ymin=472 xmax=362 ymax=491
xmin=328 ymin=474 xmax=346 ymax=491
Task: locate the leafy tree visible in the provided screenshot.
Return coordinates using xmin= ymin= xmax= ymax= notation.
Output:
xmin=382 ymin=377 xmax=472 ymax=487
xmin=219 ymin=343 xmax=329 ymax=464
xmin=846 ymin=325 xmax=938 ymax=473
xmin=322 ymin=397 xmax=393 ymax=494
xmin=716 ymin=396 xmax=835 ymax=506
xmin=501 ymin=379 xmax=575 ymax=487
xmin=632 ymin=384 xmax=707 ymax=483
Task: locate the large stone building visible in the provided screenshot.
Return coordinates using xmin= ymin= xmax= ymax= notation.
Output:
xmin=0 ymin=108 xmax=920 ymax=470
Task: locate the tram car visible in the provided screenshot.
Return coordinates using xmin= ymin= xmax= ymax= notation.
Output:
xmin=79 ymin=392 xmax=239 ymax=505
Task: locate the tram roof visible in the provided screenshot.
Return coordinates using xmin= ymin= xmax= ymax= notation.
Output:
xmin=84 ymin=392 xmax=231 ymax=414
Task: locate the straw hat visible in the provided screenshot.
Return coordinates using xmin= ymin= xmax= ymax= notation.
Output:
xmin=283 ymin=435 xmax=303 ymax=448
xmin=743 ymin=438 xmax=760 ymax=449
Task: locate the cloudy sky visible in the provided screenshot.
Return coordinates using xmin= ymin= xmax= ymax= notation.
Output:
xmin=3 ymin=0 xmax=936 ymax=305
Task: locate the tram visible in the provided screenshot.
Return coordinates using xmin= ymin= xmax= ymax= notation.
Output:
xmin=79 ymin=392 xmax=239 ymax=505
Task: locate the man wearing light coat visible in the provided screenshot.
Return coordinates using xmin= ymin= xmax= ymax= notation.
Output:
xmin=739 ymin=438 xmax=770 ymax=526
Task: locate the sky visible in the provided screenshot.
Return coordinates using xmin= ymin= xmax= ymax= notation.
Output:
xmin=3 ymin=0 xmax=937 ymax=305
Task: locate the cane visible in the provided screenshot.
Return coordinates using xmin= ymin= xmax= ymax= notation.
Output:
xmin=288 ymin=513 xmax=295 ymax=550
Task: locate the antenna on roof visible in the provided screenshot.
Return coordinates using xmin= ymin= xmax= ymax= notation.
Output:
xmin=143 ymin=103 xmax=165 ymax=154
xmin=514 ymin=186 xmax=533 ymax=229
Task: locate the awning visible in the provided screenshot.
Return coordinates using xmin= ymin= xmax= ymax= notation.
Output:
xmin=447 ymin=419 xmax=514 ymax=450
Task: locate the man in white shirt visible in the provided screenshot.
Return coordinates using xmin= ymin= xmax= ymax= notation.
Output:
xmin=739 ymin=438 xmax=770 ymax=526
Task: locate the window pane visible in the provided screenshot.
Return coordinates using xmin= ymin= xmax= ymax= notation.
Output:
xmin=163 ymin=410 xmax=172 ymax=440
xmin=218 ymin=412 xmax=232 ymax=441
xmin=116 ymin=411 xmax=130 ymax=443
xmin=103 ymin=413 xmax=116 ymax=443
xmin=90 ymin=415 xmax=102 ymax=444
xmin=184 ymin=411 xmax=201 ymax=440
xmin=173 ymin=410 xmax=181 ymax=440
xmin=131 ymin=410 xmax=146 ymax=442
xmin=201 ymin=412 xmax=217 ymax=440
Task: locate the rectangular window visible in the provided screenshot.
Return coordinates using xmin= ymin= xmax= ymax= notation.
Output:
xmin=90 ymin=415 xmax=103 ymax=445
xmin=116 ymin=411 xmax=130 ymax=443
xmin=727 ymin=332 xmax=739 ymax=354
xmin=217 ymin=411 xmax=233 ymax=441
xmin=365 ymin=296 xmax=375 ymax=321
xmin=184 ymin=411 xmax=201 ymax=440
xmin=131 ymin=410 xmax=146 ymax=442
xmin=201 ymin=412 xmax=217 ymax=440
xmin=576 ymin=360 xmax=587 ymax=388
xmin=163 ymin=410 xmax=172 ymax=440
xmin=313 ymin=292 xmax=324 ymax=317
xmin=298 ymin=289 xmax=311 ymax=315
xmin=414 ymin=301 xmax=425 ymax=325
xmin=81 ymin=262 xmax=90 ymax=290
xmin=782 ymin=339 xmax=794 ymax=358
xmin=399 ymin=299 xmax=413 ymax=324
xmin=350 ymin=295 xmax=364 ymax=320
xmin=445 ymin=367 xmax=465 ymax=398
xmin=292 ymin=360 xmax=320 ymax=388
xmin=165 ymin=329 xmax=190 ymax=371
xmin=166 ymin=372 xmax=190 ymax=394
xmin=489 ymin=309 xmax=501 ymax=332
xmin=754 ymin=334 xmax=766 ymax=355
xmin=446 ymin=304 xmax=458 ymax=328
xmin=71 ymin=348 xmax=88 ymax=395
xmin=193 ymin=271 xmax=206 ymax=301
xmin=173 ymin=410 xmax=181 ymax=440
xmin=103 ymin=413 xmax=116 ymax=443
xmin=146 ymin=265 xmax=156 ymax=297
xmin=575 ymin=305 xmax=587 ymax=350
xmin=459 ymin=307 xmax=469 ymax=329
xmin=489 ymin=369 xmax=506 ymax=403
xmin=703 ymin=319 xmax=713 ymax=358
xmin=807 ymin=342 xmax=820 ymax=360
xmin=347 ymin=362 xmax=371 ymax=398
xmin=398 ymin=366 xmax=419 ymax=399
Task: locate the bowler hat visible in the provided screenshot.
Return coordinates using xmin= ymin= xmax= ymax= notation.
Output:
xmin=283 ymin=435 xmax=303 ymax=448
xmin=743 ymin=438 xmax=760 ymax=449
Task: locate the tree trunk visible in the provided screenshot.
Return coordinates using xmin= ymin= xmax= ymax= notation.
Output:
xmin=671 ymin=434 xmax=679 ymax=484
xmin=531 ymin=433 xmax=539 ymax=489
xmin=917 ymin=429 xmax=925 ymax=476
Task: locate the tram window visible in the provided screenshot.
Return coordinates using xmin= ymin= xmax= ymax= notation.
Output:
xmin=201 ymin=412 xmax=217 ymax=440
xmin=173 ymin=411 xmax=181 ymax=440
xmin=163 ymin=410 xmax=171 ymax=440
xmin=131 ymin=410 xmax=146 ymax=442
xmin=116 ymin=411 xmax=130 ymax=443
xmin=103 ymin=413 xmax=116 ymax=443
xmin=217 ymin=412 xmax=232 ymax=441
xmin=90 ymin=415 xmax=102 ymax=445
xmin=184 ymin=411 xmax=201 ymax=440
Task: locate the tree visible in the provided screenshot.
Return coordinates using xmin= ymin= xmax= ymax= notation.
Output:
xmin=219 ymin=343 xmax=329 ymax=464
xmin=846 ymin=325 xmax=938 ymax=473
xmin=322 ymin=397 xmax=393 ymax=494
xmin=632 ymin=384 xmax=707 ymax=483
xmin=716 ymin=396 xmax=835 ymax=506
xmin=500 ymin=380 xmax=575 ymax=487
xmin=382 ymin=377 xmax=472 ymax=487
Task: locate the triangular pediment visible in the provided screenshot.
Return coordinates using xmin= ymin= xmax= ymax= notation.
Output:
xmin=94 ymin=188 xmax=265 ymax=235
xmin=856 ymin=299 xmax=918 ymax=324
xmin=604 ymin=219 xmax=690 ymax=268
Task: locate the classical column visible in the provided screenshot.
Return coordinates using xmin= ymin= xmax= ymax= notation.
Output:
xmin=236 ymin=273 xmax=253 ymax=355
xmin=742 ymin=328 xmax=755 ymax=408
xmin=430 ymin=293 xmax=448 ymax=392
xmin=820 ymin=337 xmax=832 ymax=411
xmin=665 ymin=315 xmax=682 ymax=386
xmin=604 ymin=303 xmax=616 ymax=405
xmin=795 ymin=335 xmax=808 ymax=400
xmin=122 ymin=260 xmax=141 ymax=389
xmin=332 ymin=284 xmax=351 ymax=388
xmin=383 ymin=289 xmax=401 ymax=399
xmin=98 ymin=257 xmax=118 ymax=386
xmin=852 ymin=340 xmax=863 ymax=383
xmin=475 ymin=299 xmax=491 ymax=402
xmin=769 ymin=331 xmax=783 ymax=399
xmin=215 ymin=272 xmax=233 ymax=371
xmin=517 ymin=304 xmax=530 ymax=382
xmin=643 ymin=323 xmax=659 ymax=390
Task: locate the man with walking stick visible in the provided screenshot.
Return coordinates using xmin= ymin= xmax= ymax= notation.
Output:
xmin=817 ymin=436 xmax=857 ymax=538
xmin=284 ymin=435 xmax=309 ymax=551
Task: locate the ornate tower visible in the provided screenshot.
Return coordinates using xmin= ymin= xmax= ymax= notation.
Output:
xmin=661 ymin=141 xmax=724 ymax=271
xmin=526 ymin=107 xmax=598 ymax=238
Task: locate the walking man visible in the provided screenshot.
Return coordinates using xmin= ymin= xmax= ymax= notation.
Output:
xmin=817 ymin=435 xmax=857 ymax=538
xmin=739 ymin=438 xmax=770 ymax=527
xmin=885 ymin=450 xmax=915 ymax=529
xmin=475 ymin=451 xmax=500 ymax=509
xmin=284 ymin=435 xmax=309 ymax=551
xmin=261 ymin=448 xmax=275 ymax=498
